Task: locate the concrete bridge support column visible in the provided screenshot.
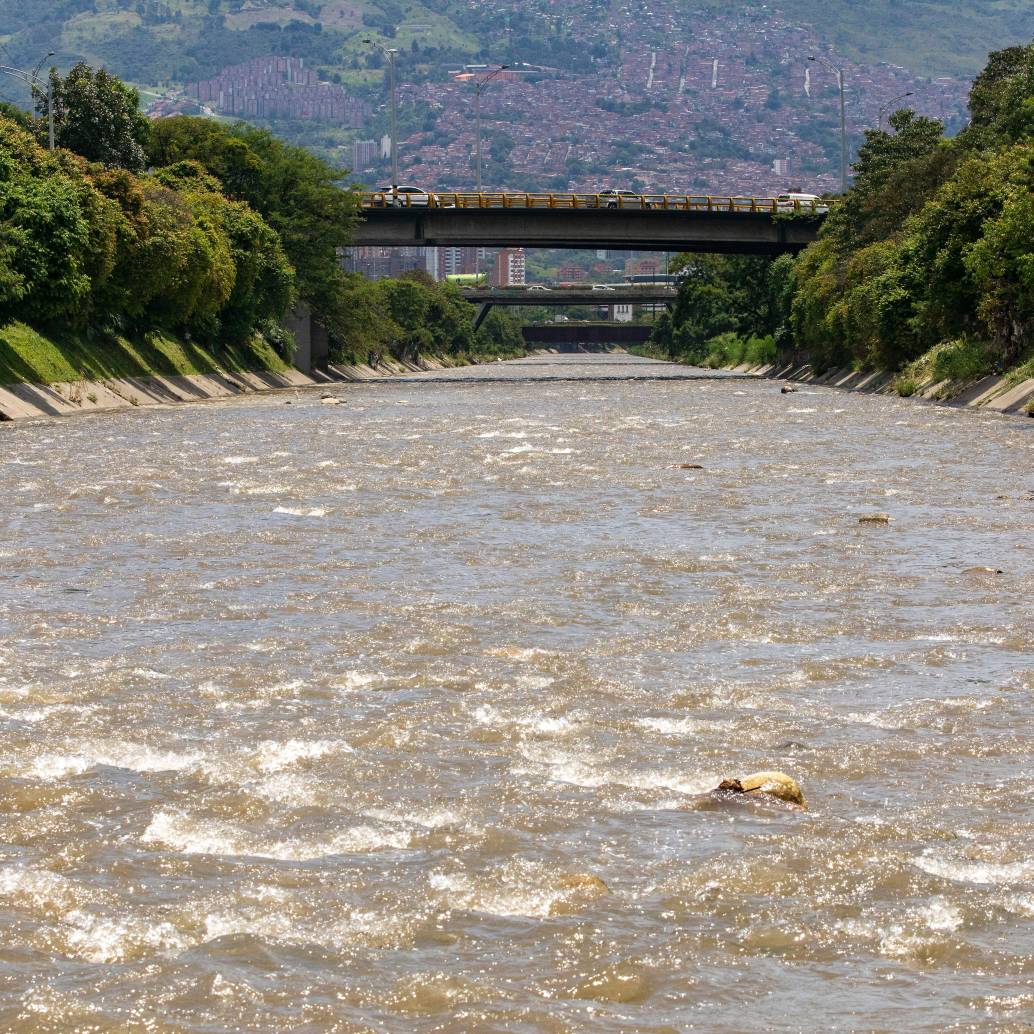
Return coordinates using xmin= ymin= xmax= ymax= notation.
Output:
xmin=282 ymin=304 xmax=330 ymax=374
xmin=283 ymin=305 xmax=313 ymax=374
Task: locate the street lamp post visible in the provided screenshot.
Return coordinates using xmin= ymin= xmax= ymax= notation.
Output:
xmin=809 ymin=55 xmax=847 ymax=194
xmin=878 ymin=91 xmax=914 ymax=130
xmin=0 ymin=53 xmax=55 ymax=150
xmin=363 ymin=40 xmax=399 ymax=193
xmin=474 ymin=65 xmax=508 ymax=193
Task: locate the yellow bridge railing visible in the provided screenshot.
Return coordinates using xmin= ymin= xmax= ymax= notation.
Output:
xmin=360 ymin=191 xmax=832 ymax=214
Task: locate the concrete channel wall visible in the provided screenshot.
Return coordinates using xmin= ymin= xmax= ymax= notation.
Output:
xmin=740 ymin=361 xmax=1034 ymax=417
xmin=0 ymin=355 xmax=459 ymax=422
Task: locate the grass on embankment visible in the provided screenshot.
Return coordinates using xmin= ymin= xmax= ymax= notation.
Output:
xmin=891 ymin=338 xmax=1034 ymax=400
xmin=0 ymin=322 xmax=289 ymax=387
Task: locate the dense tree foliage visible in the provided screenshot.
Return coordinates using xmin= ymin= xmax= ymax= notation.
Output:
xmin=145 ymin=115 xmax=522 ymax=363
xmin=148 ymin=116 xmax=359 ymax=311
xmin=0 ymin=116 xmax=294 ymax=345
xmin=0 ymin=65 xmax=522 ymax=370
xmin=45 ymin=63 xmax=152 ymax=172
xmin=656 ymin=39 xmax=1034 ymax=380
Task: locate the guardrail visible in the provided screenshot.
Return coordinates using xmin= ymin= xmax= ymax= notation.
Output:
xmin=360 ymin=191 xmax=832 ymax=214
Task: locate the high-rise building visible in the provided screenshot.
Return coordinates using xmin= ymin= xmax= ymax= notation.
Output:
xmin=773 ymin=158 xmax=791 ymax=177
xmin=352 ymin=139 xmax=378 ymax=171
xmin=342 ymin=246 xmax=431 ymax=280
xmin=437 ymin=247 xmax=482 ymax=280
xmin=492 ymin=248 xmax=526 ymax=287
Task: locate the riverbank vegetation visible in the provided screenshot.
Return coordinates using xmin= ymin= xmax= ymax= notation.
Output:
xmin=0 ymin=321 xmax=287 ymax=388
xmin=0 ymin=63 xmax=521 ymax=387
xmin=651 ymin=39 xmax=1034 ymax=395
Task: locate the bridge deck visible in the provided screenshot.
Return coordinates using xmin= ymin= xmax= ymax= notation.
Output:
xmin=462 ymin=289 xmax=676 ymax=305
xmin=382 ymin=353 xmax=753 ymax=384
xmin=357 ymin=204 xmax=823 ymax=255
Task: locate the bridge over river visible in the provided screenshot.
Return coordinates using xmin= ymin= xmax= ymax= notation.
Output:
xmin=461 ymin=286 xmax=677 ymax=328
xmin=357 ymin=192 xmax=827 ymax=255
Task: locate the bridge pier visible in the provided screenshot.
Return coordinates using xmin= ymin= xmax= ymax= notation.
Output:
xmin=282 ymin=304 xmax=329 ymax=374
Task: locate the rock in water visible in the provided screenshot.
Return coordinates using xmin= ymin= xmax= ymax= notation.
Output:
xmin=858 ymin=513 xmax=892 ymax=525
xmin=557 ymin=873 xmax=609 ymax=895
xmin=716 ymin=771 xmax=806 ymax=808
xmin=781 ymin=384 xmax=799 ymax=394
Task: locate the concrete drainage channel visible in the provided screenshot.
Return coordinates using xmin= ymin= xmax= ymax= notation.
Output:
xmin=0 ymin=356 xmax=459 ymax=422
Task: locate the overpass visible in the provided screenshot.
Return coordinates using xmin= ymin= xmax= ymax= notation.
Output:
xmin=357 ymin=192 xmax=827 ymax=256
xmin=522 ymin=323 xmax=653 ymax=346
xmin=462 ymin=286 xmax=677 ymax=328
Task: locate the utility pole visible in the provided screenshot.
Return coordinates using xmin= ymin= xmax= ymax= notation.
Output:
xmin=1 ymin=52 xmax=55 ymax=150
xmin=878 ymin=91 xmax=913 ymax=131
xmin=387 ymin=47 xmax=399 ymax=193
xmin=363 ymin=39 xmax=400 ymax=193
xmin=474 ymin=65 xmax=508 ymax=193
xmin=810 ymin=55 xmax=848 ymax=194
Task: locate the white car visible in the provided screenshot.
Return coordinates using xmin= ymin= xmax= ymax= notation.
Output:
xmin=591 ymin=284 xmax=616 ymax=292
xmin=375 ymin=185 xmax=436 ymax=207
xmin=775 ymin=192 xmax=829 ymax=214
xmin=598 ymin=189 xmax=654 ymax=209
xmin=527 ymin=285 xmax=552 ymax=292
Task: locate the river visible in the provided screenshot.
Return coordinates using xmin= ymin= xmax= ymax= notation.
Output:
xmin=1 ymin=354 xmax=1032 ymax=1032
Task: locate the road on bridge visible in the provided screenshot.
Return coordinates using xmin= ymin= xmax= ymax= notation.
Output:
xmin=460 ymin=286 xmax=678 ymax=328
xmin=356 ymin=192 xmax=828 ymax=255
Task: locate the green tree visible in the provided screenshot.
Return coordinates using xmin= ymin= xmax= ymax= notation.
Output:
xmin=965 ymin=41 xmax=1034 ymax=147
xmin=47 ymin=63 xmax=151 ymax=172
xmin=147 ymin=117 xmax=359 ymax=312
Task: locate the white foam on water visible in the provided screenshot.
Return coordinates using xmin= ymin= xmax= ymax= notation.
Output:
xmin=222 ymin=456 xmax=259 ymax=465
xmin=2 ymin=703 xmax=93 ymax=725
xmin=516 ymin=713 xmax=575 ymax=735
xmin=485 ymin=646 xmax=552 ymax=661
xmin=1000 ymin=893 xmax=1034 ymax=917
xmin=914 ymin=848 xmax=1033 ymax=885
xmin=254 ymin=738 xmax=352 ymax=772
xmin=142 ymin=809 xmax=412 ymax=860
xmin=364 ymin=807 xmax=463 ymax=829
xmin=30 ymin=754 xmax=93 ymax=780
xmin=637 ymin=716 xmax=732 ymax=736
xmin=428 ymin=860 xmax=605 ymax=919
xmin=518 ymin=745 xmax=716 ymax=796
xmin=471 ymin=703 xmax=504 ymax=726
xmin=332 ymin=670 xmax=387 ymax=691
xmin=0 ymin=866 xmax=83 ymax=912
xmin=61 ymin=909 xmax=190 ymax=963
xmin=203 ymin=910 xmax=299 ymax=944
xmin=515 ymin=674 xmax=556 ymax=692
xmin=28 ymin=744 xmax=202 ymax=781
xmin=919 ymin=898 xmax=963 ymax=932
xmin=239 ymin=484 xmax=289 ymax=495
xmin=273 ymin=506 xmax=329 ymax=518
xmin=249 ymin=772 xmax=318 ymax=807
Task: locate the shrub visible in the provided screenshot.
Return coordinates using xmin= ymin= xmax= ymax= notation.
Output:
xmin=930 ymin=338 xmax=996 ymax=382
xmin=895 ymin=376 xmax=918 ymax=397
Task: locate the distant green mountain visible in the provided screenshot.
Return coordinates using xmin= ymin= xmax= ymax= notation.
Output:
xmin=750 ymin=0 xmax=1034 ymax=77
xmin=1 ymin=0 xmax=1031 ymax=91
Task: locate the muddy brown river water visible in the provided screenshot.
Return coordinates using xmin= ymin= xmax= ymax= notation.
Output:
xmin=1 ymin=354 xmax=1033 ymax=1032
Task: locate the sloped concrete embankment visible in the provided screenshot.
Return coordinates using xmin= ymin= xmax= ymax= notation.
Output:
xmin=0 ymin=356 xmax=459 ymax=422
xmin=734 ymin=361 xmax=1034 ymax=417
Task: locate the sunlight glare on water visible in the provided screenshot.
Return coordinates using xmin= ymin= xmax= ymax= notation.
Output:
xmin=1 ymin=354 xmax=1033 ymax=1031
